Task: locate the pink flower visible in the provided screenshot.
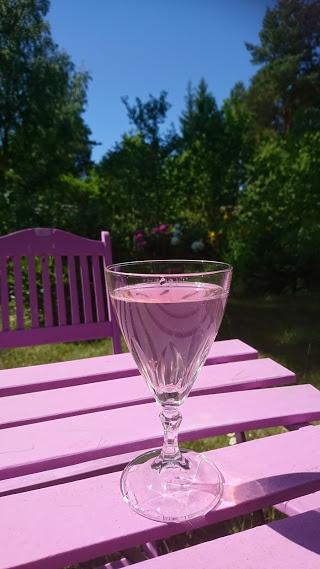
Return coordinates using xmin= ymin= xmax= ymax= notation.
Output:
xmin=159 ymin=224 xmax=169 ymax=233
xmin=151 ymin=224 xmax=170 ymax=235
xmin=134 ymin=231 xmax=144 ymax=242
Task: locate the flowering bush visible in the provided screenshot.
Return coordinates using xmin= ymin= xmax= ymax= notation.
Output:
xmin=133 ymin=230 xmax=147 ymax=250
xmin=133 ymin=224 xmax=172 ymax=257
xmin=151 ymin=224 xmax=170 ymax=235
xmin=191 ymin=239 xmax=205 ymax=253
xmin=132 ymin=212 xmax=233 ymax=259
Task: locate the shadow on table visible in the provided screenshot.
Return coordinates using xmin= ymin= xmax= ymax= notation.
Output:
xmin=269 ymin=509 xmax=320 ymax=555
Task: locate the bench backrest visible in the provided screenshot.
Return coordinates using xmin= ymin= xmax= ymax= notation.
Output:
xmin=0 ymin=228 xmax=121 ymax=352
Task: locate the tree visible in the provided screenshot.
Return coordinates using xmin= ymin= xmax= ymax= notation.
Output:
xmin=0 ymin=0 xmax=93 ymax=233
xmin=222 ymin=0 xmax=320 ymax=291
xmin=122 ymin=91 xmax=172 ymax=148
xmin=99 ymin=92 xmax=177 ymax=227
xmin=180 ymin=79 xmax=223 ymax=147
xmin=222 ymin=82 xmax=254 ymax=202
xmin=227 ymin=131 xmax=320 ymax=290
xmin=178 ymin=80 xmax=228 ymax=222
xmin=246 ymin=0 xmax=320 ymax=133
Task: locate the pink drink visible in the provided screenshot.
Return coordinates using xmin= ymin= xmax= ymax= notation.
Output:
xmin=111 ymin=282 xmax=227 ymax=405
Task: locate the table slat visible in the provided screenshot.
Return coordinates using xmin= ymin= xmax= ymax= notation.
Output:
xmin=0 ymin=451 xmax=139 ymax=496
xmin=276 ymin=491 xmax=320 ymax=516
xmin=0 ymin=339 xmax=258 ymax=396
xmin=0 ymin=358 xmax=295 ymax=429
xmin=0 ymin=426 xmax=319 ymax=569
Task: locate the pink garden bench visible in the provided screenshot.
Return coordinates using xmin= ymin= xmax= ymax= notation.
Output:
xmin=0 ymin=227 xmax=121 ymax=352
xmin=1 ymin=228 xmax=319 ymax=567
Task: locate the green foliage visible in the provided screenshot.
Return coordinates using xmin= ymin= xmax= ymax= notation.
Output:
xmin=0 ymin=0 xmax=319 ymax=293
xmin=227 ymin=131 xmax=320 ymax=291
xmin=132 ymin=222 xmax=226 ymax=261
xmin=122 ymin=91 xmax=172 ymax=147
xmin=222 ymin=82 xmax=255 ymax=204
xmin=222 ymin=0 xmax=320 ymax=291
xmin=180 ymin=79 xmax=223 ymax=147
xmin=0 ymin=0 xmax=93 ymax=233
xmin=179 ymin=80 xmax=230 ymax=219
xmin=98 ymin=94 xmax=179 ymax=233
xmin=246 ymin=0 xmax=320 ymax=132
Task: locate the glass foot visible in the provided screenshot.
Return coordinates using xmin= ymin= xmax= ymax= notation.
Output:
xmin=120 ymin=449 xmax=223 ymax=523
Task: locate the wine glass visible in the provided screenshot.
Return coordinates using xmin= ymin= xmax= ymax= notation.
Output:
xmin=106 ymin=260 xmax=232 ymax=523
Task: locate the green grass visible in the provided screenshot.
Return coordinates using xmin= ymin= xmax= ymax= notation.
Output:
xmin=0 ymin=337 xmax=115 ymax=369
xmin=219 ymin=292 xmax=320 ymax=390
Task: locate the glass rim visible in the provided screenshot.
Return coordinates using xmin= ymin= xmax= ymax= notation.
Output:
xmin=106 ymin=259 xmax=233 ymax=278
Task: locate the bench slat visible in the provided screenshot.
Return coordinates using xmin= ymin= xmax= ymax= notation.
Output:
xmin=80 ymin=255 xmax=93 ymax=323
xmin=0 ymin=257 xmax=10 ymax=331
xmin=92 ymin=256 xmax=105 ymax=322
xmin=54 ymin=256 xmax=67 ymax=326
xmin=0 ymin=358 xmax=295 ymax=428
xmin=27 ymin=256 xmax=39 ymax=328
xmin=67 ymin=255 xmax=80 ymax=324
xmin=0 ymin=384 xmax=318 ymax=481
xmin=0 ymin=426 xmax=319 ymax=569
xmin=13 ymin=256 xmax=24 ymax=329
xmin=0 ymin=322 xmax=114 ymax=351
xmin=41 ymin=255 xmax=53 ymax=327
xmin=0 ymin=339 xmax=258 ymax=396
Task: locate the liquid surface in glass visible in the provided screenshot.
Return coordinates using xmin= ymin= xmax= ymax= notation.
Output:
xmin=111 ymin=282 xmax=226 ymax=404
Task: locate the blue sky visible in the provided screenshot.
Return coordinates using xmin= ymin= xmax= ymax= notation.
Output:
xmin=48 ymin=0 xmax=271 ymax=162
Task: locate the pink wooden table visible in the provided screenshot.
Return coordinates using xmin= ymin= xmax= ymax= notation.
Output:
xmin=1 ymin=339 xmax=320 ymax=569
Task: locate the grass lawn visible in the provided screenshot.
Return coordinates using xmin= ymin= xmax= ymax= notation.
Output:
xmin=220 ymin=292 xmax=320 ymax=390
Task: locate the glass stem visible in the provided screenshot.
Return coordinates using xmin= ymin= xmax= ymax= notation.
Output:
xmin=152 ymin=405 xmax=189 ymax=471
